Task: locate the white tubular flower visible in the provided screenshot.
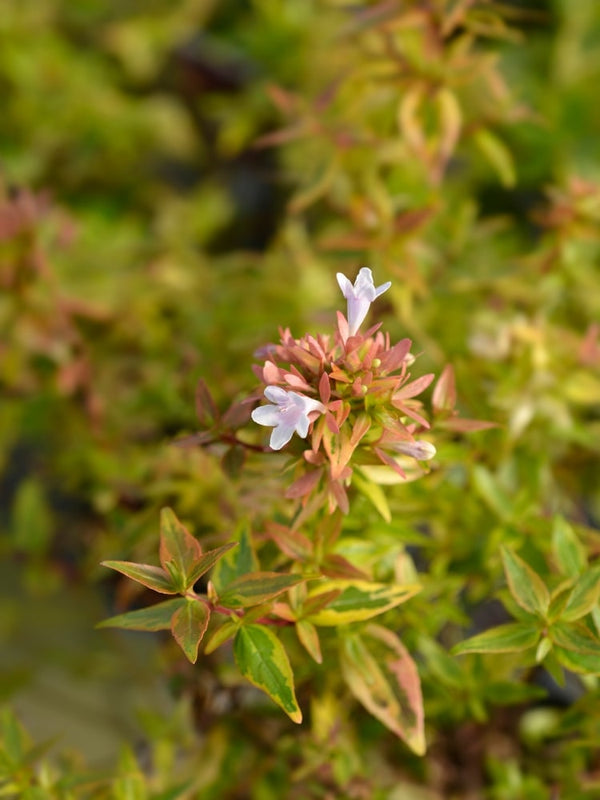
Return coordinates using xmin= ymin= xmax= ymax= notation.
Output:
xmin=391 ymin=440 xmax=437 ymax=461
xmin=336 ymin=267 xmax=392 ymax=336
xmin=251 ymin=386 xmax=325 ymax=450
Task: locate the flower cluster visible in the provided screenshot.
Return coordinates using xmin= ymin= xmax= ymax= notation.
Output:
xmin=251 ymin=268 xmax=436 ymax=512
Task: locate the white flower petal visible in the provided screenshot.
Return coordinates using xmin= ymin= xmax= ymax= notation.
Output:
xmin=264 ymin=385 xmax=289 ymax=404
xmin=251 ymin=405 xmax=281 ymax=427
xmin=270 ymin=423 xmax=295 ymax=450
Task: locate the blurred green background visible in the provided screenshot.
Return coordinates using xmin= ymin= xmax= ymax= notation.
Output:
xmin=2 ymin=1 xmax=600 ymax=797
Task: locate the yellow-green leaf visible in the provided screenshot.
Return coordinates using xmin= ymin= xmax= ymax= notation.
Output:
xmin=473 ymin=128 xmax=516 ymax=187
xmin=452 ymin=622 xmax=540 ymax=655
xmin=549 ymin=621 xmax=600 ymax=656
xmin=552 ymin=515 xmax=586 ymax=578
xmin=501 ymin=547 xmax=550 ymax=617
xmin=218 ymin=572 xmax=306 ymax=609
xmin=561 ymin=567 xmax=600 ymax=622
xmin=340 ymin=625 xmax=425 ymax=755
xmin=101 ymin=560 xmax=176 ymax=594
xmin=296 ymin=619 xmax=322 ymax=663
xmin=234 ymin=625 xmax=302 ymax=723
xmin=97 ymin=598 xmax=185 ymax=631
xmin=304 ymin=579 xmax=420 ymax=626
xmin=353 ymin=470 xmax=392 ymax=522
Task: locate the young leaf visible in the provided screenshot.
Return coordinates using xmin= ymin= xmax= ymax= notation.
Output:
xmin=353 ymin=470 xmax=392 ymax=523
xmin=170 ymin=598 xmax=210 ymax=664
xmin=159 ymin=508 xmax=203 ymax=590
xmin=296 ymin=619 xmax=322 ymax=664
xmin=552 ymin=515 xmax=586 ymax=578
xmin=501 ymin=548 xmax=550 ymax=617
xmin=97 ymin=598 xmax=185 ymax=631
xmin=304 ymin=579 xmax=420 ymax=626
xmin=233 ymin=624 xmax=302 ymax=723
xmin=452 ymin=622 xmax=540 ymax=655
xmin=340 ymin=625 xmax=425 ymax=755
xmin=549 ymin=621 xmax=600 ymax=656
xmin=203 ymin=618 xmax=240 ymax=655
xmin=187 ymin=543 xmax=238 ymax=587
xmin=101 ymin=561 xmax=176 ymax=595
xmin=554 ymin=647 xmax=600 ymax=675
xmin=560 ymin=566 xmax=600 ymax=622
xmin=217 ymin=572 xmax=306 ymax=609
xmin=211 ymin=523 xmax=259 ymax=593
xmin=195 ymin=378 xmax=219 ymax=427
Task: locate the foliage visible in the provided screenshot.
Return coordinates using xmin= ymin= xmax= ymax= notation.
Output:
xmin=2 ymin=0 xmax=600 ymax=797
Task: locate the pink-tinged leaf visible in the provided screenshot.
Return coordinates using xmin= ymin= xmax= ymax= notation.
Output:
xmin=374 ymin=448 xmax=407 ymax=479
xmin=234 ymin=625 xmax=302 ymax=723
xmin=285 ymin=469 xmax=323 ymax=500
xmin=325 ymin=412 xmax=340 ymax=435
xmin=217 ymin=572 xmax=306 ymax=609
xmin=379 ymin=339 xmax=412 ymax=373
xmin=265 ymin=522 xmax=313 ymax=561
xmin=441 ymin=417 xmax=498 ymax=432
xmin=254 ymin=123 xmax=307 ymax=149
xmin=97 ymin=598 xmax=185 ymax=631
xmin=432 ymin=364 xmax=456 ymax=413
xmin=101 ymin=561 xmax=176 ymax=594
xmin=393 ymin=373 xmax=435 ymax=401
xmin=284 ymin=372 xmax=312 ymax=391
xmin=336 ymin=311 xmax=349 ymax=343
xmin=159 ymin=508 xmax=203 ymax=591
xmin=222 ymin=398 xmax=254 ymax=428
xmin=390 ymin=401 xmax=430 ymax=428
xmin=195 ymin=379 xmax=219 ymax=427
xmin=319 ymin=371 xmax=331 ymax=404
xmin=340 ymin=625 xmax=425 ymax=755
xmin=296 ymin=619 xmax=322 ymax=663
xmin=329 ymin=479 xmax=349 ymax=514
xmin=263 ymin=360 xmax=282 ymax=383
xmin=349 ymin=413 xmax=371 ymax=447
xmin=173 ymin=431 xmax=215 ymax=448
xmin=171 ymin=598 xmax=210 ymax=664
xmin=321 ymin=553 xmax=370 ymax=580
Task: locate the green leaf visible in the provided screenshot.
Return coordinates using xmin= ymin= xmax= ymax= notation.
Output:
xmin=554 ymin=647 xmax=600 ymax=675
xmin=452 ymin=622 xmax=540 ymax=655
xmin=552 ymin=515 xmax=586 ymax=578
xmin=472 ymin=465 xmax=512 ymax=521
xmin=353 ymin=470 xmax=391 ymax=522
xmin=340 ymin=625 xmax=425 ymax=755
xmin=159 ymin=508 xmax=203 ymax=590
xmin=101 ymin=561 xmax=176 ymax=594
xmin=170 ymin=599 xmax=210 ymax=664
xmin=187 ymin=543 xmax=238 ymax=587
xmin=501 ymin=548 xmax=550 ymax=617
xmin=211 ymin=523 xmax=259 ymax=593
xmin=233 ymin=625 xmax=302 ymax=723
xmin=217 ymin=572 xmax=306 ymax=609
xmin=203 ymin=618 xmax=240 ymax=655
xmin=97 ymin=598 xmax=185 ymax=631
xmin=304 ymin=579 xmax=420 ymax=626
xmin=549 ymin=621 xmax=600 ymax=656
xmin=473 ymin=127 xmax=516 ymax=187
xmin=419 ymin=637 xmax=464 ymax=689
xmin=296 ymin=619 xmax=322 ymax=663
xmin=11 ymin=478 xmax=52 ymax=555
xmin=560 ymin=567 xmax=600 ymax=622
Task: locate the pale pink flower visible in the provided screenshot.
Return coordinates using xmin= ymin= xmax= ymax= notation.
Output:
xmin=336 ymin=267 xmax=391 ymax=336
xmin=251 ymin=386 xmax=325 ymax=450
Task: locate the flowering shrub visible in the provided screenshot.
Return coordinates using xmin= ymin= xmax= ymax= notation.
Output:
xmin=3 ymin=2 xmax=600 ymax=798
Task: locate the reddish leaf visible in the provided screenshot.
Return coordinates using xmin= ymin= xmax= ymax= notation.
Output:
xmin=195 ymin=379 xmax=219 ymax=427
xmin=432 ymin=364 xmax=456 ymax=413
xmin=171 ymin=598 xmax=210 ymax=664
